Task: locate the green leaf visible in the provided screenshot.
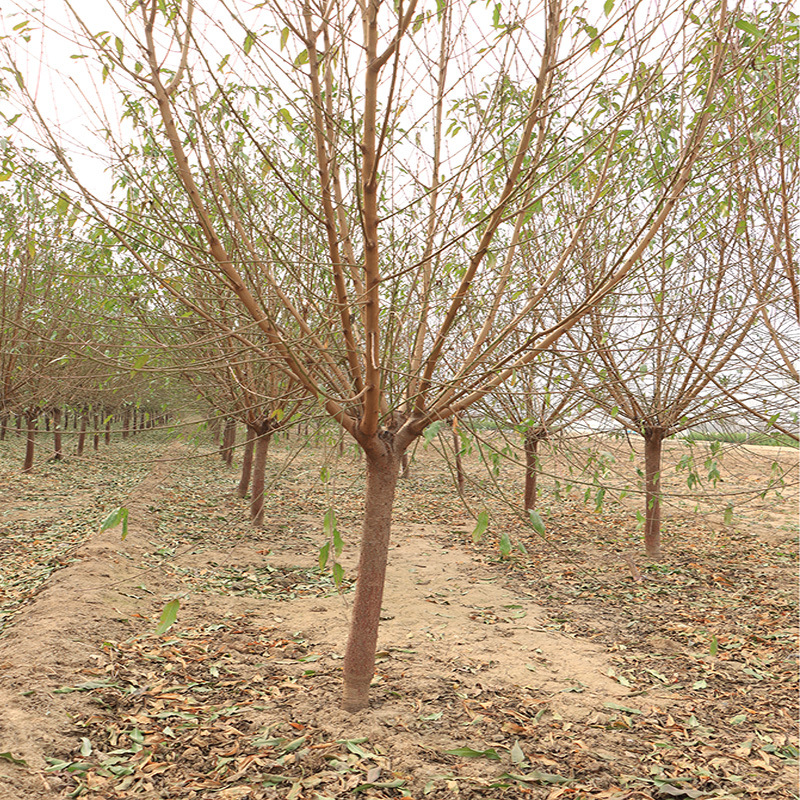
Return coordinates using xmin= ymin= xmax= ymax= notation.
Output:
xmin=472 ymin=510 xmax=489 ymax=542
xmin=100 ymin=507 xmax=129 ymax=540
xmin=723 ymin=504 xmax=733 ymax=525
xmin=318 ymin=541 xmax=330 ymax=570
xmin=155 ymin=599 xmax=180 ymax=635
xmin=244 ymin=31 xmax=256 ymax=55
xmin=709 ymin=635 xmax=718 ymax=657
xmin=498 ymin=532 xmax=512 ymax=558
xmin=444 ymin=747 xmax=500 ymax=760
xmin=332 ymin=563 xmax=344 ymax=587
xmin=294 ymin=49 xmax=309 ymax=66
xmin=729 ymin=713 xmax=747 ymax=724
xmin=734 ymin=19 xmax=765 ymax=38
xmin=280 ymin=27 xmax=289 ymax=50
xmin=510 ymin=740 xmax=525 ymax=765
xmin=604 ymin=0 xmax=615 ymax=15
xmin=528 ymin=510 xmax=545 ymax=537
xmin=0 ymin=752 xmax=27 ymax=767
xmin=353 ymin=779 xmax=406 ymax=793
xmin=604 ymin=702 xmax=642 ymax=715
xmin=114 ymin=36 xmax=124 ymax=60
xmin=735 ymin=218 xmax=747 ymax=235
xmin=56 ymin=192 xmax=70 ymax=216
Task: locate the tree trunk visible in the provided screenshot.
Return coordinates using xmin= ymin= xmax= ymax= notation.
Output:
xmin=453 ymin=423 xmax=465 ymax=496
xmin=250 ymin=429 xmax=272 ymax=527
xmin=44 ymin=414 xmax=51 ymax=432
xmin=643 ymin=428 xmax=665 ymax=559
xmin=77 ymin=411 xmax=87 ymax=455
xmin=53 ymin=407 xmax=63 ymax=461
xmin=342 ymin=447 xmax=401 ymax=712
xmin=221 ymin=418 xmax=236 ymax=465
xmin=0 ymin=414 xmax=7 ymax=441
xmin=524 ymin=431 xmax=542 ymax=512
xmin=23 ymin=411 xmax=37 ymax=473
xmin=209 ymin=414 xmax=221 ymax=445
xmin=238 ymin=426 xmax=256 ymax=498
xmin=105 ymin=415 xmax=112 ymax=445
xmin=93 ymin=412 xmax=100 ymax=451
xmin=16 ymin=415 xmax=22 ymax=436
xmin=122 ymin=407 xmax=130 ymax=439
xmin=63 ymin=409 xmax=69 ymax=431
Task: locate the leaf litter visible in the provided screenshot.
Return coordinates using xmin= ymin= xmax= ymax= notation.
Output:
xmin=0 ymin=431 xmax=796 ymax=798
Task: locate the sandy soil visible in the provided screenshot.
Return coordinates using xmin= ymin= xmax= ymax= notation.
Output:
xmin=0 ymin=427 xmax=796 ymax=799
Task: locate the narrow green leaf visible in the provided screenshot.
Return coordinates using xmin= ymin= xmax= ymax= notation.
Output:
xmin=498 ymin=532 xmax=512 ymax=558
xmin=444 ymin=746 xmax=500 ymax=760
xmin=318 ymin=542 xmax=330 ymax=570
xmin=0 ymin=752 xmax=27 ymax=767
xmin=280 ymin=27 xmax=289 ymax=50
xmin=472 ymin=510 xmax=489 ymax=543
xmin=734 ymin=19 xmax=765 ymax=38
xmin=155 ymin=599 xmax=180 ymax=635
xmin=332 ymin=563 xmax=344 ymax=587
xmin=709 ymin=635 xmax=718 ymax=657
xmin=528 ymin=510 xmax=545 ymax=537
xmin=244 ymin=31 xmax=256 ymax=55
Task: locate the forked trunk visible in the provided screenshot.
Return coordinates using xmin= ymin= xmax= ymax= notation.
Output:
xmin=53 ymin=407 xmax=63 ymax=460
xmin=643 ymin=428 xmax=665 ymax=559
xmin=23 ymin=411 xmax=37 ymax=473
xmin=250 ymin=430 xmax=272 ymax=527
xmin=77 ymin=411 xmax=87 ymax=455
xmin=342 ymin=448 xmax=401 ymax=712
xmin=524 ymin=431 xmax=543 ymax=512
xmin=238 ymin=426 xmax=256 ymax=498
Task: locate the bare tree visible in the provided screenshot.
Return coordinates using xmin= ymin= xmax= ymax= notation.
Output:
xmin=5 ymin=0 xmax=743 ymax=709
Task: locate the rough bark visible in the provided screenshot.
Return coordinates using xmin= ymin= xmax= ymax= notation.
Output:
xmin=524 ymin=431 xmax=543 ymax=511
xmin=250 ymin=429 xmax=271 ymax=527
xmin=643 ymin=428 xmax=665 ymax=559
xmin=238 ymin=426 xmax=256 ymax=499
xmin=53 ymin=407 xmax=63 ymax=461
xmin=23 ymin=411 xmax=37 ymax=473
xmin=342 ymin=446 xmax=401 ymax=711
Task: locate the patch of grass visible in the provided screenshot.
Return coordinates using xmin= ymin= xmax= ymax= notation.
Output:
xmin=681 ymin=430 xmax=798 ymax=449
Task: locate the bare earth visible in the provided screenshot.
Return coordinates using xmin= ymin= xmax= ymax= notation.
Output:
xmin=0 ymin=427 xmax=797 ymax=799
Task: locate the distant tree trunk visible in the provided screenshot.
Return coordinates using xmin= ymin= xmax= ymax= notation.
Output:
xmin=342 ymin=446 xmax=402 ymax=712
xmin=0 ymin=414 xmax=7 ymax=441
xmin=63 ymin=409 xmax=69 ymax=431
xmin=524 ymin=430 xmax=545 ymax=512
xmin=44 ymin=413 xmax=51 ymax=432
xmin=238 ymin=426 xmax=256 ymax=498
xmin=221 ymin=418 xmax=236 ymax=466
xmin=122 ymin=407 xmax=130 ymax=439
xmin=23 ymin=410 xmax=38 ymax=473
xmin=53 ymin=407 xmax=63 ymax=461
xmin=77 ymin=410 xmax=88 ymax=455
xmin=209 ymin=414 xmax=221 ymax=445
xmin=16 ymin=415 xmax=22 ymax=436
xmin=452 ymin=418 xmax=465 ymax=496
xmin=105 ymin=414 xmax=112 ymax=445
xmin=643 ymin=428 xmax=665 ymax=559
xmin=250 ymin=428 xmax=272 ymax=527
xmin=93 ymin=412 xmax=100 ymax=451
xmin=72 ymin=410 xmax=78 ymax=430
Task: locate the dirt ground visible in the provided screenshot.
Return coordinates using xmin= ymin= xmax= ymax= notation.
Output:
xmin=0 ymin=425 xmax=797 ymax=799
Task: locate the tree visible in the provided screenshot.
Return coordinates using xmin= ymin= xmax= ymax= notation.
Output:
xmin=6 ymin=0 xmax=742 ymax=709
